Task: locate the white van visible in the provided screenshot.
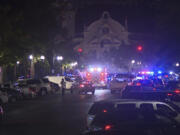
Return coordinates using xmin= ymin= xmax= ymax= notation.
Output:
xmin=46 ymin=76 xmax=74 ymax=90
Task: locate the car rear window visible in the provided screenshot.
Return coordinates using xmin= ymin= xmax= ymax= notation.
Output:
xmin=88 ymin=102 xmax=114 ymax=115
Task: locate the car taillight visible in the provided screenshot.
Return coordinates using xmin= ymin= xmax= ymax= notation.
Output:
xmin=80 ymin=84 xmax=84 ymax=88
xmin=174 ymin=89 xmax=180 ymax=94
xmin=136 ymin=82 xmax=141 ymax=86
xmin=167 ymin=93 xmax=173 ymax=96
xmin=104 ymin=125 xmax=112 ymax=131
xmin=103 ymin=109 xmax=107 ymax=113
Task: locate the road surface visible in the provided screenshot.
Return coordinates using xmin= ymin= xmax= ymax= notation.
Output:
xmin=0 ymin=89 xmax=120 ymax=135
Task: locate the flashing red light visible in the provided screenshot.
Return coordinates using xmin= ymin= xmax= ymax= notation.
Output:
xmin=80 ymin=84 xmax=84 ymax=88
xmin=165 ymin=75 xmax=168 ymax=78
xmin=78 ymin=48 xmax=83 ymax=53
xmin=105 ymin=125 xmax=112 ymax=131
xmin=103 ymin=109 xmax=107 ymax=113
xmin=167 ymin=93 xmax=173 ymax=96
xmin=136 ymin=82 xmax=141 ymax=86
xmin=137 ymin=45 xmax=143 ymax=51
xmin=174 ymin=89 xmax=180 ymax=94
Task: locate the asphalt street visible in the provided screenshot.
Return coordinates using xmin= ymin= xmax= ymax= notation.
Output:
xmin=0 ymin=89 xmax=120 ymax=135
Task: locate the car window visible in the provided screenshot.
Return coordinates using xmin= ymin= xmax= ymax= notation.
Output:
xmin=156 ymin=104 xmax=177 ymax=117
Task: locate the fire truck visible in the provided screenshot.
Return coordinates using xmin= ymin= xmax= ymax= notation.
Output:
xmin=82 ymin=67 xmax=108 ymax=88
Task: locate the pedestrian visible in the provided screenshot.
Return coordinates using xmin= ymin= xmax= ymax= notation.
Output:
xmin=61 ymin=78 xmax=66 ymax=96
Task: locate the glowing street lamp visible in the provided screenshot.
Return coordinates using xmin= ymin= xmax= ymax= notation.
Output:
xmin=176 ymin=62 xmax=179 ymax=67
xmin=29 ymin=55 xmax=33 ymax=60
xmin=40 ymin=55 xmax=45 ymax=60
xmin=16 ymin=61 xmax=20 ymax=65
xmin=131 ymin=60 xmax=135 ymax=64
xmin=56 ymin=56 xmax=63 ymax=61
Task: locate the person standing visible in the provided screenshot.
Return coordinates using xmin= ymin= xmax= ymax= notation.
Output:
xmin=61 ymin=78 xmax=66 ymax=96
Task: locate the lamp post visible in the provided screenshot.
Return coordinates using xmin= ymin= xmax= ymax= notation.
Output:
xmin=29 ymin=55 xmax=35 ymax=78
xmin=56 ymin=56 xmax=63 ymax=75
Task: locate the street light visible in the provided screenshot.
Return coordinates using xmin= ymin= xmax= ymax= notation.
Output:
xmin=56 ymin=56 xmax=63 ymax=61
xmin=40 ymin=55 xmax=45 ymax=60
xmin=29 ymin=55 xmax=33 ymax=60
xmin=176 ymin=62 xmax=179 ymax=67
xmin=16 ymin=61 xmax=20 ymax=65
xmin=131 ymin=60 xmax=135 ymax=64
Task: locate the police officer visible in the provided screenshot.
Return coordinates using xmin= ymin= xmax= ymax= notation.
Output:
xmin=61 ymin=78 xmax=66 ymax=96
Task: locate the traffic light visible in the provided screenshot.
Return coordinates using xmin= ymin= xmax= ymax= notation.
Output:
xmin=137 ymin=45 xmax=143 ymax=51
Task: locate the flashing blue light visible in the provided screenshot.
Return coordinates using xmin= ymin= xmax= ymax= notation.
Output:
xmin=158 ymin=71 xmax=162 ymax=74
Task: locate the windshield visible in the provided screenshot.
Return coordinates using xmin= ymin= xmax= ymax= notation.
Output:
xmin=1 ymin=1 xmax=180 ymax=135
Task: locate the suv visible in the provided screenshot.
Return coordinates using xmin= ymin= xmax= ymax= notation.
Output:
xmin=78 ymin=81 xmax=95 ymax=95
xmin=166 ymin=81 xmax=180 ymax=101
xmin=87 ymin=99 xmax=180 ymax=129
xmin=16 ymin=78 xmax=52 ymax=98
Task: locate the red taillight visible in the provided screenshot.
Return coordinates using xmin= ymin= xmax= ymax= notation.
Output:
xmin=80 ymin=84 xmax=84 ymax=88
xmin=174 ymin=89 xmax=180 ymax=94
xmin=167 ymin=93 xmax=173 ymax=96
xmin=105 ymin=125 xmax=112 ymax=131
xmin=153 ymin=88 xmax=156 ymax=91
xmin=103 ymin=109 xmax=107 ymax=113
xmin=136 ymin=83 xmax=141 ymax=86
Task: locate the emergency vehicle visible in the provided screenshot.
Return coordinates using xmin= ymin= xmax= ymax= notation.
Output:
xmin=82 ymin=67 xmax=108 ymax=88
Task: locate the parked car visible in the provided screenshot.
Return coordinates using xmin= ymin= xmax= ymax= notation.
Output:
xmin=0 ymin=90 xmax=8 ymax=104
xmin=16 ymin=79 xmax=37 ymax=98
xmin=46 ymin=76 xmax=74 ymax=90
xmin=87 ymin=105 xmax=180 ymax=135
xmin=110 ymin=79 xmax=127 ymax=94
xmin=165 ymin=81 xmax=180 ymax=101
xmin=0 ymin=88 xmax=23 ymax=102
xmin=78 ymin=81 xmax=95 ymax=95
xmin=87 ymin=99 xmax=180 ymax=129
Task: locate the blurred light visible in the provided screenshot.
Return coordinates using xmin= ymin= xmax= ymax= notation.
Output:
xmin=146 ymin=71 xmax=150 ymax=74
xmin=105 ymin=125 xmax=112 ymax=131
xmin=80 ymin=84 xmax=84 ymax=88
xmin=16 ymin=61 xmax=20 ymax=64
xmin=29 ymin=55 xmax=33 ymax=60
xmin=158 ymin=70 xmax=162 ymax=74
xmin=97 ymin=67 xmax=102 ymax=72
xmin=131 ymin=60 xmax=135 ymax=64
xmin=141 ymin=72 xmax=145 ymax=74
xmin=103 ymin=109 xmax=107 ymax=113
xmin=169 ymin=71 xmax=173 ymax=75
xmin=40 ymin=55 xmax=45 ymax=60
xmin=176 ymin=62 xmax=179 ymax=67
xmin=78 ymin=48 xmax=83 ymax=53
xmin=57 ymin=56 xmax=63 ymax=61
xmin=137 ymin=45 xmax=143 ymax=51
xmin=150 ymin=72 xmax=154 ymax=75
xmin=90 ymin=68 xmax=94 ymax=72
